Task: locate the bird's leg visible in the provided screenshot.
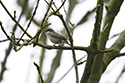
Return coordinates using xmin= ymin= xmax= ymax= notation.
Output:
xmin=58 ymin=42 xmax=63 ymax=47
xmin=58 ymin=44 xmax=61 ymax=47
xmin=53 ymin=44 xmax=56 ymax=47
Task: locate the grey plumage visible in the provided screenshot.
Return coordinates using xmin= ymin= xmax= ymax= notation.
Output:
xmin=45 ymin=28 xmax=70 ymax=45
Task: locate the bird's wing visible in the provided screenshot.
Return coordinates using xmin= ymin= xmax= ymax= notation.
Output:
xmin=51 ymin=32 xmax=67 ymax=40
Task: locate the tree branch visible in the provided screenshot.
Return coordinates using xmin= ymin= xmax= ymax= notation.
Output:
xmin=18 ymin=0 xmax=40 ymax=43
xmin=81 ymin=0 xmax=104 ymax=83
xmin=44 ymin=1 xmax=79 ymax=82
xmin=103 ymin=31 xmax=125 ymax=70
xmin=34 ymin=0 xmax=53 ymax=44
xmin=34 ymin=62 xmax=44 ymax=83
xmin=52 ymin=7 xmax=79 ymax=83
xmin=0 ymin=0 xmax=32 ymax=38
xmin=57 ymin=55 xmax=87 ymax=83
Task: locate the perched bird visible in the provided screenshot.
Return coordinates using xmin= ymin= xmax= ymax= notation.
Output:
xmin=45 ymin=28 xmax=70 ymax=46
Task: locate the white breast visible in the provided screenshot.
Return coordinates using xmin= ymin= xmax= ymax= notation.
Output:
xmin=46 ymin=31 xmax=61 ymax=44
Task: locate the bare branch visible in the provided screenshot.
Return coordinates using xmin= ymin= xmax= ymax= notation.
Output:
xmin=34 ymin=0 xmax=54 ymax=44
xmin=0 ymin=0 xmax=32 ymax=38
xmin=48 ymin=1 xmax=79 ymax=82
xmin=57 ymin=55 xmax=87 ymax=83
xmin=34 ymin=62 xmax=44 ymax=83
xmin=18 ymin=0 xmax=40 ymax=43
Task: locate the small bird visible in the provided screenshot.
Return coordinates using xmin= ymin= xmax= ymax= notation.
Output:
xmin=45 ymin=28 xmax=70 ymax=46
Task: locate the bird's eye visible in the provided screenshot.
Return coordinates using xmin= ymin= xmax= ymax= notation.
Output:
xmin=50 ymin=31 xmax=52 ymax=34
xmin=48 ymin=31 xmax=52 ymax=34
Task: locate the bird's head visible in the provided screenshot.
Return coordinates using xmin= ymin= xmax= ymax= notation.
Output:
xmin=45 ymin=28 xmax=54 ymax=35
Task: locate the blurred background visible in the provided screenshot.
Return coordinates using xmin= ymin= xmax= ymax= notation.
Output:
xmin=0 ymin=0 xmax=125 ymax=83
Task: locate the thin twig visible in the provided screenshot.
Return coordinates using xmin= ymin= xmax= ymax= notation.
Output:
xmin=54 ymin=0 xmax=66 ymax=14
xmin=0 ymin=39 xmax=9 ymax=42
xmin=56 ymin=14 xmax=79 ymax=83
xmin=0 ymin=38 xmax=28 ymax=43
xmin=17 ymin=0 xmax=40 ymax=43
xmin=0 ymin=0 xmax=32 ymax=38
xmin=0 ymin=0 xmax=29 ymax=80
xmin=35 ymin=0 xmax=53 ymax=44
xmin=34 ymin=62 xmax=44 ymax=83
xmin=49 ymin=1 xmax=79 ymax=82
xmin=61 ymin=0 xmax=74 ymax=37
xmin=44 ymin=0 xmax=55 ymax=11
xmin=0 ymin=22 xmax=13 ymax=42
xmin=61 ymin=0 xmax=74 ymax=26
xmin=53 ymin=2 xmax=58 ymax=10
xmin=56 ymin=55 xmax=87 ymax=83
